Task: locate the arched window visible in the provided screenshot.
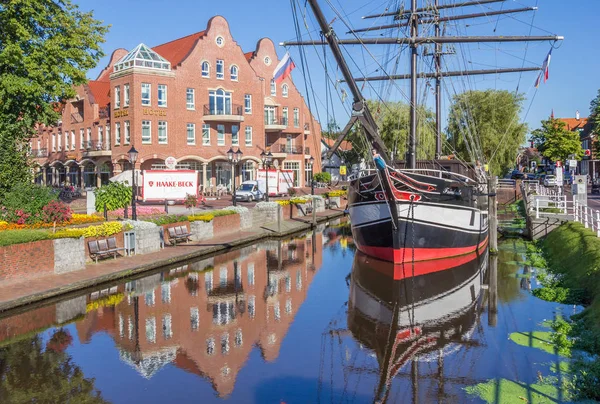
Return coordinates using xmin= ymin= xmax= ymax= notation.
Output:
xmin=201 ymin=61 xmax=210 ymax=78
xmin=209 ymin=89 xmax=232 ymax=115
xmin=230 ymin=65 xmax=238 ymax=81
xmin=282 ymin=84 xmax=289 ymax=98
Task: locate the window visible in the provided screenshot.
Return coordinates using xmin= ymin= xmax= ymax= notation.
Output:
xmin=264 ymin=106 xmax=276 ymax=125
xmin=247 ymin=263 xmax=255 ymax=286
xmin=64 ymin=132 xmax=68 ymax=151
xmin=161 ymin=283 xmax=171 ymax=303
xmin=158 ymin=84 xmax=167 ymax=107
xmin=57 ymin=132 xmax=61 ymax=151
xmin=244 ymin=94 xmax=252 ymax=114
xmin=190 ymin=307 xmax=199 ymax=331
xmin=264 ymin=56 xmax=271 ymax=65
xmin=142 ymin=120 xmax=151 ymax=144
xmin=284 ymin=161 xmax=300 ymax=187
xmin=80 ymin=129 xmax=84 ymax=149
xmin=270 ymin=80 xmax=276 ymax=96
xmin=242 ymin=161 xmax=254 ymax=181
xmin=294 ymin=108 xmax=300 ymax=127
xmin=52 ymin=133 xmax=56 ymax=151
xmin=296 ymin=269 xmax=302 ymax=291
xmin=141 ymin=83 xmax=151 ymax=106
xmin=145 ymin=317 xmax=156 ymax=343
xmin=186 ymin=88 xmax=195 ymax=110
xmin=305 ymin=160 xmax=313 ymax=184
xmin=124 ymin=121 xmax=130 ymax=144
xmin=201 ymin=61 xmax=210 ymax=77
xmin=282 ymin=107 xmax=289 ymax=126
xmin=245 ymin=126 xmax=252 ymax=146
xmin=187 ymin=123 xmax=195 ymax=145
xmin=217 ymin=125 xmax=225 ymax=146
xmin=158 ymin=121 xmax=167 ymax=144
xmin=202 ymin=124 xmax=210 ymax=145
xmin=162 ymin=314 xmax=172 ymax=339
xmin=232 ymin=125 xmax=239 ymax=146
xmin=208 ymin=89 xmax=233 ymax=115
xmin=205 ymin=271 xmax=213 ymax=293
xmin=115 ymin=123 xmax=121 ymax=145
xmin=235 ymin=329 xmax=243 ymax=347
xmin=114 ymin=86 xmax=121 ymax=109
xmin=219 ymin=267 xmax=227 ymax=287
xmin=86 ymin=128 xmax=92 ymax=146
xmin=230 ymin=65 xmax=238 ymax=81
xmin=286 ymin=299 xmax=292 ymax=314
xmin=221 ymin=333 xmax=229 ymax=354
xmin=282 ymin=84 xmax=289 ymax=97
xmin=71 ymin=131 xmax=75 ymax=150
xmin=206 ymin=338 xmax=215 ymax=355
xmin=216 ymin=59 xmax=224 ymax=79
xmin=124 ymin=84 xmax=130 ymax=107
xmin=216 ymin=36 xmax=224 ymax=47
xmin=145 ymin=290 xmax=155 ymax=306
xmin=97 ymin=126 xmax=103 ymax=149
xmin=248 ymin=295 xmax=255 ymax=318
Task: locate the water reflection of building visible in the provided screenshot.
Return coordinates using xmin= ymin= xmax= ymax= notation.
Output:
xmin=346 ymin=250 xmax=488 ymax=403
xmin=75 ymin=233 xmax=323 ymax=397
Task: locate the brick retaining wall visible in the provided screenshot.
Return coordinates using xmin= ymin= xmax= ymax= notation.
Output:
xmin=213 ymin=214 xmax=241 ymax=236
xmin=0 ymin=240 xmax=55 ymax=281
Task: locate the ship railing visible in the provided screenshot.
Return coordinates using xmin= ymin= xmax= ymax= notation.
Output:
xmin=395 ymin=168 xmax=477 ymax=184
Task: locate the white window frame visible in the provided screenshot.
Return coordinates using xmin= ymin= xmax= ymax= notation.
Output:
xmin=80 ymin=129 xmax=84 ymax=149
xmin=114 ymin=86 xmax=121 ymax=109
xmin=124 ymin=84 xmax=130 ymax=107
xmin=187 ymin=123 xmax=195 ymax=145
xmin=141 ymin=83 xmax=151 ymax=106
xmin=124 ymin=121 xmax=130 ymax=144
xmin=294 ymin=108 xmax=300 ymax=127
xmin=232 ymin=125 xmax=239 ymax=146
xmin=158 ymin=84 xmax=167 ymax=107
xmin=142 ymin=120 xmax=151 ymax=144
xmin=216 ymin=59 xmax=224 ymax=80
xmin=230 ymin=65 xmax=238 ymax=81
xmin=158 ymin=121 xmax=167 ymax=144
xmin=162 ymin=314 xmax=172 ymax=340
xmin=105 ymin=125 xmax=110 ymax=148
xmin=71 ymin=130 xmax=75 ymax=150
xmin=282 ymin=84 xmax=289 ymax=98
xmin=282 ymin=107 xmax=289 ymax=126
xmin=186 ymin=88 xmax=195 ymax=110
xmin=145 ymin=317 xmax=156 ymax=343
xmin=270 ymin=80 xmax=276 ymax=96
xmin=115 ymin=122 xmax=121 ymax=145
xmin=52 ymin=133 xmax=56 ymax=151
xmin=97 ymin=126 xmax=103 ymax=149
xmin=244 ymin=94 xmax=252 ymax=114
xmin=202 ymin=124 xmax=210 ymax=145
xmin=201 ymin=61 xmax=210 ymax=78
xmin=86 ymin=128 xmax=92 ymax=147
xmin=245 ymin=126 xmax=252 ymax=146
xmin=217 ymin=124 xmax=225 ymax=146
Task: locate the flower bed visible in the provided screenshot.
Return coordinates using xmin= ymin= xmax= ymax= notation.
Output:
xmin=52 ymin=221 xmax=131 ymax=239
xmin=0 ymin=214 xmax=103 ymax=231
xmin=109 ymin=206 xmax=164 ymax=217
xmin=325 ymin=190 xmax=347 ymax=198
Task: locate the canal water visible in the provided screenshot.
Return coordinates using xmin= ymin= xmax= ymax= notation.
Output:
xmin=0 ymin=223 xmax=577 ymax=403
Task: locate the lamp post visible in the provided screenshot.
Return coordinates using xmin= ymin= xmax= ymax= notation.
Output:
xmin=261 ymin=151 xmax=273 ymax=202
xmin=308 ymin=156 xmax=315 ymax=195
xmin=128 ymin=146 xmax=138 ymax=220
xmin=228 ymin=147 xmax=243 ymax=206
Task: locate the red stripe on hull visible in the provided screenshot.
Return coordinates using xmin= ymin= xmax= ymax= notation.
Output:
xmin=357 ymin=237 xmax=488 ymax=280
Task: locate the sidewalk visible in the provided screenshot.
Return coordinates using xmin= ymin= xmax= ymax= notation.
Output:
xmin=0 ymin=208 xmax=345 ymax=315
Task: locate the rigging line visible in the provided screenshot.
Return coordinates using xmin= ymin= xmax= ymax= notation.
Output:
xmin=516 ymin=0 xmax=538 ymax=94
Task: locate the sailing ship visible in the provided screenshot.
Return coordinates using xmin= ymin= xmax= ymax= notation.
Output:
xmin=284 ymin=1 xmax=563 ymax=265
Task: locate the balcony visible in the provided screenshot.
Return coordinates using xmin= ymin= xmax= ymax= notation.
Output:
xmin=264 ymin=115 xmax=287 ymax=132
xmin=81 ymin=140 xmax=111 ymax=157
xmin=304 ymin=123 xmax=310 ymax=135
xmin=29 ymin=148 xmax=48 ymax=158
xmin=273 ymin=144 xmax=304 ymax=155
xmin=203 ymin=104 xmax=244 ymax=123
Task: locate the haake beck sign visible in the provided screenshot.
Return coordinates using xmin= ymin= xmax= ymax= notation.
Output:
xmin=142 ymin=170 xmax=198 ymax=201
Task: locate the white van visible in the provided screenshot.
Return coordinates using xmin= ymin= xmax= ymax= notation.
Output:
xmin=234 ymin=181 xmax=264 ymax=202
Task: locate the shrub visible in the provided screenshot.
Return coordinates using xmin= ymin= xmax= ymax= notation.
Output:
xmin=41 ymin=200 xmax=73 ymax=232
xmin=0 ymin=183 xmax=58 ymax=224
xmin=314 ymin=172 xmax=331 ymax=184
xmin=0 ymin=229 xmax=54 ymax=246
xmin=51 ymin=228 xmax=85 ymax=239
xmin=211 ymin=209 xmax=236 ymax=217
xmin=145 ymin=215 xmax=188 ymax=226
xmin=80 ymin=222 xmax=131 ymax=238
xmin=94 ymin=182 xmax=132 ymax=212
xmin=184 ymin=193 xmax=199 ymax=215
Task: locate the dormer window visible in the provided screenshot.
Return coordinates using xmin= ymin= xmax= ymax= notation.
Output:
xmin=202 ymin=61 xmax=210 ymax=78
xmin=282 ymin=84 xmax=289 ymax=98
xmin=230 ymin=65 xmax=238 ymax=81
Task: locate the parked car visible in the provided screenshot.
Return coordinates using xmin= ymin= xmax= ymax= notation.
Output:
xmin=592 ymin=180 xmax=600 ymax=195
xmin=543 ymin=175 xmax=557 ymax=187
xmin=510 ymin=170 xmax=525 ymax=180
xmin=234 ymin=180 xmax=264 ymax=202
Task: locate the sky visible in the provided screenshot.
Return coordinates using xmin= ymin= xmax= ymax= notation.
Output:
xmin=74 ymin=0 xmax=600 ymax=139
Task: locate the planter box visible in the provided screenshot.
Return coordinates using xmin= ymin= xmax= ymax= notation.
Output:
xmin=54 ymin=237 xmax=86 ymax=274
xmin=0 ymin=239 xmax=55 ymax=281
xmin=190 ymin=220 xmax=213 ymax=241
xmin=213 ymin=214 xmax=241 ymax=236
xmin=134 ymin=226 xmax=161 ymax=254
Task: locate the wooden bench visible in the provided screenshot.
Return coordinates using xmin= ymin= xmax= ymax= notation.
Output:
xmin=87 ymin=237 xmax=126 ymax=263
xmin=167 ymin=225 xmax=192 ymax=245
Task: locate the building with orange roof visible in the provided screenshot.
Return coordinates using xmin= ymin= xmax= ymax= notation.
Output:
xmin=31 ymin=16 xmax=322 ymax=189
xmin=556 ymin=110 xmax=596 ymax=177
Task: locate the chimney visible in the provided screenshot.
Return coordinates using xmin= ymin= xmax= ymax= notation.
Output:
xmin=576 ymin=110 xmax=580 ymax=120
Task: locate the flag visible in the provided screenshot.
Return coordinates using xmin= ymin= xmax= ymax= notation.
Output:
xmin=534 ymin=48 xmax=552 ymax=88
xmin=273 ymin=52 xmax=296 ymax=83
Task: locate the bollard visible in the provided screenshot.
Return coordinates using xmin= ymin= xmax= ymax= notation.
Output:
xmin=103 ymin=203 xmax=108 ymax=221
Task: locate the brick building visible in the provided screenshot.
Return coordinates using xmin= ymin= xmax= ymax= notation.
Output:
xmin=31 ymin=15 xmax=322 ymax=191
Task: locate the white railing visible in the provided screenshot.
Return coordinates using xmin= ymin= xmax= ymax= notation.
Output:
xmin=534 ymin=195 xmax=568 ymax=218
xmin=498 ymin=179 xmax=516 ymax=189
xmin=573 ymin=198 xmax=600 ymax=237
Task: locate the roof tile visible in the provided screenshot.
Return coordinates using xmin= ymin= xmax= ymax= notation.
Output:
xmin=152 ymin=31 xmax=206 ymax=67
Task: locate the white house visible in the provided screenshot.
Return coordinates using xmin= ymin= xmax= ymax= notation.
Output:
xmin=320 ymin=138 xmax=353 ymax=181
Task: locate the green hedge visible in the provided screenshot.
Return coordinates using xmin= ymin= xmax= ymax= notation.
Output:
xmin=144 ymin=215 xmax=189 ymax=226
xmin=0 ymin=229 xmax=52 ymax=247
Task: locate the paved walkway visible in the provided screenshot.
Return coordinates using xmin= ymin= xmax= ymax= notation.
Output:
xmin=0 ymin=209 xmax=345 ymax=315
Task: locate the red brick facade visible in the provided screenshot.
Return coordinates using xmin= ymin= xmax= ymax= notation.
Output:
xmin=31 ymin=16 xmax=322 ymax=191
xmin=0 ymin=239 xmax=55 ymax=281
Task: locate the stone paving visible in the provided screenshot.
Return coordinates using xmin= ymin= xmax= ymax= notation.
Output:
xmin=0 ymin=208 xmax=345 ymax=314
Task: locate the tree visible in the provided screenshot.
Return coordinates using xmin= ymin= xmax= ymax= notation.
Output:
xmin=531 ymin=117 xmax=583 ymax=163
xmin=0 ymin=0 xmax=109 ymax=199
xmin=0 ymin=335 xmax=108 ymax=403
xmin=447 ymin=90 xmax=527 ymax=176
xmin=94 ymin=182 xmax=132 ymax=212
xmin=589 ymin=89 xmax=600 ymax=135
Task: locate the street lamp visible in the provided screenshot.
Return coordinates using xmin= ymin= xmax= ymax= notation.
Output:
xmin=128 ymin=146 xmax=138 ymax=220
xmin=228 ymin=147 xmax=242 ymax=206
xmin=308 ymin=156 xmax=315 ymax=195
xmin=261 ymin=150 xmax=273 ymax=202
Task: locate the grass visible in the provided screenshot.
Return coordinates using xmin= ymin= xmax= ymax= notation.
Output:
xmin=0 ymin=229 xmax=52 ymax=246
xmin=465 ymin=378 xmax=573 ymax=404
xmin=509 ymin=331 xmax=562 ymax=356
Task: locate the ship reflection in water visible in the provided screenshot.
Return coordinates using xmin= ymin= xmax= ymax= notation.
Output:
xmin=346 ymin=249 xmax=490 ymax=403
